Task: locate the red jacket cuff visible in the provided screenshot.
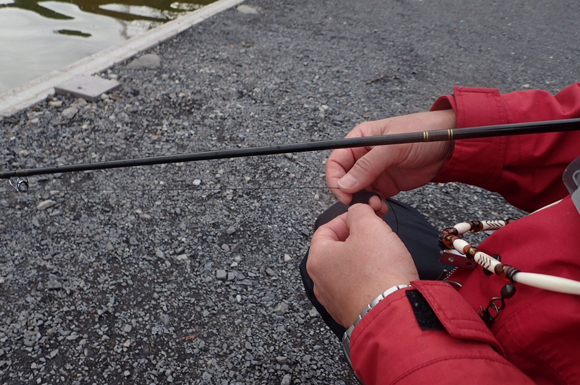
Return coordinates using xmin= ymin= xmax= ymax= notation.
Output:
xmin=350 ymin=282 xmax=503 ymax=382
xmin=430 ymin=87 xmax=509 ymax=186
xmin=349 ymin=282 xmax=534 ymax=384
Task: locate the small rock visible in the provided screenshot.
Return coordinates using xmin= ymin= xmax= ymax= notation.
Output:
xmin=62 ymin=107 xmax=78 ymax=119
xmin=49 ymin=100 xmax=63 ymax=108
xmin=221 ymin=244 xmax=230 ymax=252
xmin=274 ymin=302 xmax=289 ymax=314
xmin=47 ymin=275 xmax=63 ymax=290
xmin=37 ymin=200 xmax=56 ymax=211
xmin=127 ymin=54 xmax=161 ymax=69
xmin=237 ymin=4 xmax=258 ymax=14
xmin=226 ymin=226 xmax=236 ymax=235
xmin=155 ymin=249 xmax=165 ymax=259
xmin=216 ymin=270 xmax=227 ymax=280
xmin=283 ymin=254 xmax=292 ymax=262
xmin=281 ymin=374 xmax=292 ymax=385
xmin=284 ymin=153 xmax=293 ymax=159
xmin=123 ymin=324 xmax=132 ymax=333
xmin=265 ymin=268 xmax=276 ymax=276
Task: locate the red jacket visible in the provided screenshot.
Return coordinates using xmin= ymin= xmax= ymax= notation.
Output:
xmin=350 ymin=83 xmax=580 ymax=385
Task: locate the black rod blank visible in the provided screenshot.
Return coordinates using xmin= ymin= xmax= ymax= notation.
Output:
xmin=1 ymin=118 xmax=579 ymax=179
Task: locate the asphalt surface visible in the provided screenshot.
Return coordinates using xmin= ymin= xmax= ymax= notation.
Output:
xmin=1 ymin=0 xmax=579 ymax=384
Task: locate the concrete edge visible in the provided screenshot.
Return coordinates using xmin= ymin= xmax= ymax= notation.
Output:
xmin=0 ymin=0 xmax=245 ymax=118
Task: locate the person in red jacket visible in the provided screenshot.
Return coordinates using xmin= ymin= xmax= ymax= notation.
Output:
xmin=303 ymin=83 xmax=580 ymax=384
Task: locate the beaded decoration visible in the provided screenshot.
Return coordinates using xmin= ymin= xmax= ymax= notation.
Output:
xmin=441 ymin=219 xmax=580 ymax=325
xmin=440 ymin=220 xmax=580 ymax=295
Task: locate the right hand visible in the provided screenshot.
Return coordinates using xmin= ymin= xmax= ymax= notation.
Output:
xmin=307 ymin=203 xmax=419 ymax=328
xmin=326 ymin=110 xmax=457 ymax=210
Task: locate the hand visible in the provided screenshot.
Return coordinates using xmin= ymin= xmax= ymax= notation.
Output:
xmin=326 ymin=110 xmax=457 ymax=211
xmin=307 ymin=204 xmax=419 ymax=328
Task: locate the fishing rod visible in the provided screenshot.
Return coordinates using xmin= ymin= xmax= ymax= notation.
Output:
xmin=3 ymin=117 xmax=580 ymax=298
xmin=2 ymin=118 xmax=580 ymax=191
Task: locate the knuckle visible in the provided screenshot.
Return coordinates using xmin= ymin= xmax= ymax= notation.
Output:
xmin=356 ymin=121 xmax=374 ymax=131
xmin=305 ymin=253 xmax=321 ymax=275
xmin=354 ymin=155 xmax=375 ymax=175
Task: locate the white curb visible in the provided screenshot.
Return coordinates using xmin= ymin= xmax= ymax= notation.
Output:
xmin=0 ymin=0 xmax=245 ymax=117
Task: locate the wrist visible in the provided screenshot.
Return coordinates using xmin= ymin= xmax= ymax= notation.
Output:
xmin=342 ymin=284 xmax=412 ymax=371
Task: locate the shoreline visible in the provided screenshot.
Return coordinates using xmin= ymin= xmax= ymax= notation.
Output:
xmin=0 ymin=0 xmax=244 ymax=117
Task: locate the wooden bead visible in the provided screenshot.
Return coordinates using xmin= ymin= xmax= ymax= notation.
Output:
xmin=501 ymin=284 xmax=516 ymax=299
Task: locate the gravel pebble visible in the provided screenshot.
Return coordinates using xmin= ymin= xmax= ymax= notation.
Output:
xmin=281 ymin=374 xmax=292 ymax=385
xmin=237 ymin=5 xmax=258 ymax=14
xmin=37 ymin=200 xmax=56 ymax=210
xmin=216 ymin=270 xmax=227 ymax=280
xmin=62 ymin=107 xmax=78 ymax=119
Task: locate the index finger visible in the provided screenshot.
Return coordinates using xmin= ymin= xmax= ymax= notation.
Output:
xmin=326 ymin=145 xmax=374 ymax=202
xmin=325 ymin=122 xmax=387 ymax=203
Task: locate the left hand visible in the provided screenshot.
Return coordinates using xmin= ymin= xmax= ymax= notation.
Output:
xmin=307 ymin=204 xmax=419 ymax=328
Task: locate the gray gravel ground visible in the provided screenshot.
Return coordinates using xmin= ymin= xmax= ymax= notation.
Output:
xmin=1 ymin=0 xmax=579 ymax=384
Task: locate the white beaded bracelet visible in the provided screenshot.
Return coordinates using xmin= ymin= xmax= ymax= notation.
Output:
xmin=341 ymin=284 xmax=413 ymax=382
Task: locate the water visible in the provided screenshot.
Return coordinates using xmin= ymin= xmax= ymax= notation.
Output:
xmin=0 ymin=0 xmax=216 ymax=95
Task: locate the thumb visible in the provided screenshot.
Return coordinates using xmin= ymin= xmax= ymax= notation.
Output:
xmin=337 ymin=147 xmax=394 ymax=193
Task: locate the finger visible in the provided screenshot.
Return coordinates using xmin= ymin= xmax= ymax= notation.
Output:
xmin=334 ymin=123 xmax=386 ymax=194
xmin=351 ymin=192 xmax=388 ymax=215
xmin=345 ymin=203 xmax=388 ymax=234
xmin=336 ymin=146 xmax=390 ymax=192
xmin=340 ymin=141 xmax=412 ymax=196
xmin=310 ymin=212 xmax=350 ymax=245
xmin=379 ymin=198 xmax=390 ymax=216
xmin=367 ymin=194 xmax=383 ymax=212
xmin=369 ymin=195 xmax=390 ymax=217
xmin=326 ymin=123 xmax=380 ymax=203
xmin=325 ymin=148 xmax=355 ymax=204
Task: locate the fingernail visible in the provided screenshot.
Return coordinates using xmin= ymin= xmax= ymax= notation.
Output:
xmin=338 ymin=174 xmax=357 ymax=189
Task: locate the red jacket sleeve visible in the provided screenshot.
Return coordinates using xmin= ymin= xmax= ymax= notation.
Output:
xmin=350 ymin=283 xmax=536 ymax=385
xmin=431 ymin=83 xmax=580 ymax=212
